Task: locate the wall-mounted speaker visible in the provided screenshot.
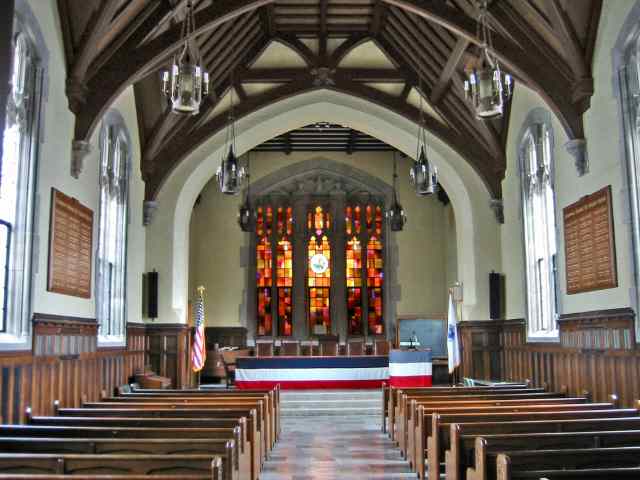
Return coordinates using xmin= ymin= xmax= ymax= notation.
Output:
xmin=143 ymin=271 xmax=158 ymax=319
xmin=489 ymin=271 xmax=503 ymax=320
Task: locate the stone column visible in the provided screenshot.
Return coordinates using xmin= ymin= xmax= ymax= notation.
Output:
xmin=292 ymin=194 xmax=309 ymax=339
xmin=0 ymin=0 xmax=15 ymax=163
xmin=331 ymin=189 xmax=347 ymax=341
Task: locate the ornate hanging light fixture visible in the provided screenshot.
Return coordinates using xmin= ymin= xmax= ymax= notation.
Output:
xmin=161 ymin=1 xmax=209 ymax=115
xmin=237 ymin=151 xmax=253 ymax=231
xmin=387 ymin=151 xmax=407 ymax=232
xmin=410 ymin=81 xmax=438 ymax=195
xmin=216 ymin=79 xmax=245 ymax=194
xmin=463 ymin=0 xmax=512 ymax=119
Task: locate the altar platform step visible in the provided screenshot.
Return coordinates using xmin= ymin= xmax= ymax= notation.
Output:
xmin=281 ymin=389 xmax=382 ymax=417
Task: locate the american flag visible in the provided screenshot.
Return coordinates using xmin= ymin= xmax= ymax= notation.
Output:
xmin=191 ymin=287 xmax=206 ymax=373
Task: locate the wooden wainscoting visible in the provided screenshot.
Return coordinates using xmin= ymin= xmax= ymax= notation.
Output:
xmin=0 ymin=316 xmax=145 ymax=424
xmin=144 ymin=323 xmax=191 ymax=389
xmin=458 ymin=308 xmax=640 ymax=407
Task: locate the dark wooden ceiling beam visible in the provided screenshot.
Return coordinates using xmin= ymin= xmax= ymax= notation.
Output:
xmin=370 ymin=0 xmax=387 ymax=36
xmin=240 ymin=68 xmax=405 ymax=83
xmin=74 ymin=0 xmax=276 ymax=144
xmin=381 ymin=0 xmax=585 ymax=140
xmin=320 ymin=0 xmax=328 ymax=59
xmin=329 ymin=33 xmax=371 ymax=68
xmin=430 ymin=37 xmax=468 ymax=105
xmin=145 ymin=72 xmax=500 ymax=200
xmin=548 ymin=0 xmax=588 ymax=78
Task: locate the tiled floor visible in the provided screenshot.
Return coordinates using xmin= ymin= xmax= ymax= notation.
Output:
xmin=261 ymin=390 xmax=415 ymax=480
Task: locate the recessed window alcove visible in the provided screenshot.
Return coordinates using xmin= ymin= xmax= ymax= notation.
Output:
xmin=244 ymin=158 xmax=399 ymax=342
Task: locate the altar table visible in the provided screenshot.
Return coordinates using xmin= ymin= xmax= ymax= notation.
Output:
xmin=235 ymin=355 xmax=390 ymax=389
xmin=235 ymin=353 xmax=433 ymax=389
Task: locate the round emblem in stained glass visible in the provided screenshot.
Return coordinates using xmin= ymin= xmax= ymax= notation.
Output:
xmin=310 ymin=253 xmax=329 ymax=274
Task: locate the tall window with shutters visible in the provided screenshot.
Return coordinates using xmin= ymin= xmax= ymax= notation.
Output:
xmin=96 ymin=120 xmax=130 ymax=345
xmin=520 ymin=122 xmax=558 ymax=339
xmin=0 ymin=20 xmax=42 ymax=348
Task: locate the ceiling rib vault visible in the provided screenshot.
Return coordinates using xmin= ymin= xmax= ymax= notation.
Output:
xmin=57 ymin=0 xmax=602 ymax=201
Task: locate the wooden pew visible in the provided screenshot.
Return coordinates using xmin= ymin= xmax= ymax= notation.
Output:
xmin=397 ymin=391 xmax=558 ymax=458
xmin=444 ymin=417 xmax=640 ymax=480
xmin=495 ymin=447 xmax=640 ymax=480
xmin=113 ymin=390 xmax=280 ymax=441
xmin=27 ymin=415 xmax=260 ymax=480
xmin=417 ymin=408 xmax=640 ymax=480
xmin=0 ymin=453 xmax=224 ymax=479
xmin=69 ymin=400 xmax=272 ymax=455
xmin=94 ymin=396 xmax=276 ymax=449
xmin=403 ymin=397 xmax=591 ymax=463
xmin=0 ymin=437 xmax=242 ymax=480
xmin=387 ymin=386 xmax=534 ymax=441
xmin=464 ymin=431 xmax=640 ymax=480
xmin=406 ymin=400 xmax=609 ymax=470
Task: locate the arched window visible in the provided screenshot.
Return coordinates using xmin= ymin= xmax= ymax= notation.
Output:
xmin=345 ymin=202 xmax=384 ymax=336
xmin=0 ymin=12 xmax=44 ymax=348
xmin=276 ymin=206 xmax=293 ymax=336
xmin=256 ymin=206 xmax=273 ymax=336
xmin=519 ymin=120 xmax=558 ymax=339
xmin=96 ymin=113 xmax=130 ymax=345
xmin=307 ymin=206 xmax=331 ymax=334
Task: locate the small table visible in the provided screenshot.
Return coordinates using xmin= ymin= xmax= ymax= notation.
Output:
xmin=388 ymin=349 xmax=432 ymax=387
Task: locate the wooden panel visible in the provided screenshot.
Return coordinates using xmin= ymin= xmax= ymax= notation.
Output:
xmin=145 ymin=324 xmax=191 ymax=389
xmin=563 ymin=186 xmax=617 ymax=294
xmin=47 ymin=189 xmax=93 ymax=298
xmin=459 ymin=310 xmax=640 ymax=408
xmin=0 ymin=319 xmax=145 ymax=424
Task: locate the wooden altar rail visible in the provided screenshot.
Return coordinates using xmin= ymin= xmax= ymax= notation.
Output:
xmin=458 ymin=308 xmax=640 ymax=408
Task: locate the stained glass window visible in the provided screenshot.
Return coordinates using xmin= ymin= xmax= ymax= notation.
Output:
xmin=345 ymin=205 xmax=361 ymax=236
xmin=308 ymin=234 xmax=331 ymax=333
xmin=277 ymin=238 xmax=293 ymax=336
xmin=346 ymin=235 xmax=362 ymax=335
xmin=366 ymin=205 xmax=383 ymax=236
xmin=256 ymin=206 xmax=273 ymax=336
xmin=367 ymin=235 xmax=384 ymax=335
xmin=308 ymin=205 xmax=330 ymax=236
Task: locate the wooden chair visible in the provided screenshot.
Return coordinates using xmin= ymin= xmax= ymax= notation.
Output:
xmin=346 ymin=338 xmax=366 ymax=356
xmin=319 ymin=341 xmax=338 ymax=356
xmin=255 ymin=339 xmax=274 ymax=357
xmin=279 ymin=340 xmax=300 ymax=356
xmin=373 ymin=338 xmax=390 ymax=356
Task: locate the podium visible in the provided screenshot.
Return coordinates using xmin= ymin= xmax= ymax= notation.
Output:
xmin=388 ymin=349 xmax=432 ymax=387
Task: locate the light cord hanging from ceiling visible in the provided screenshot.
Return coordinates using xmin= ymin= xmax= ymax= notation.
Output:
xmin=216 ymin=73 xmax=246 ymax=194
xmin=409 ymin=77 xmax=438 ymax=196
xmin=161 ymin=0 xmax=209 ymax=115
xmin=463 ymin=0 xmax=512 ymax=119
xmin=387 ymin=150 xmax=407 ymax=231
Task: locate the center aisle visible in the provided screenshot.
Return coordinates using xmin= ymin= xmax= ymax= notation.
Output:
xmin=261 ymin=390 xmax=415 ymax=479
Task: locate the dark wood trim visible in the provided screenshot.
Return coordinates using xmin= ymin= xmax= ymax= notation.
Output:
xmin=32 ymin=313 xmax=97 ymax=326
xmin=559 ymin=308 xmax=635 ymax=323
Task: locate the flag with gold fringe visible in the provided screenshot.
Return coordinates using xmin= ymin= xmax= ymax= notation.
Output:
xmin=191 ymin=286 xmax=206 ymax=373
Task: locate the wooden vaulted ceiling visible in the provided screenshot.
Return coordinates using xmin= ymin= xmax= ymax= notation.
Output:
xmin=57 ymin=0 xmax=602 ymax=201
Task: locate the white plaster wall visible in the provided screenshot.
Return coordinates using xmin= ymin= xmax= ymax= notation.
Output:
xmin=501 ymin=0 xmax=637 ymax=319
xmin=444 ymin=204 xmax=458 ymax=293
xmin=147 ymin=90 xmax=501 ymax=327
xmin=27 ymin=0 xmax=146 ymax=322
xmin=188 ymin=151 xmax=451 ymax=326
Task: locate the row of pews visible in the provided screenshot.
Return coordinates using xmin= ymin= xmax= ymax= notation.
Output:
xmin=0 ymin=384 xmax=280 ymax=480
xmin=382 ymin=383 xmax=640 ymax=479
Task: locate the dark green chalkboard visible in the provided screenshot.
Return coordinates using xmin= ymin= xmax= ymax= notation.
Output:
xmin=397 ymin=316 xmax=447 ymax=357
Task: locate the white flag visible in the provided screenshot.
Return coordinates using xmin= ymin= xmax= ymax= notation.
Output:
xmin=447 ymin=292 xmax=460 ymax=374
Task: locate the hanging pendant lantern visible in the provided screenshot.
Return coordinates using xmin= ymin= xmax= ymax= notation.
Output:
xmin=387 ymin=151 xmax=407 ymax=231
xmin=463 ymin=0 xmax=512 ymax=119
xmin=216 ymin=79 xmax=245 ymax=194
xmin=410 ymin=80 xmax=438 ymax=196
xmin=237 ymin=152 xmax=253 ymax=231
xmin=161 ymin=1 xmax=210 ymax=115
